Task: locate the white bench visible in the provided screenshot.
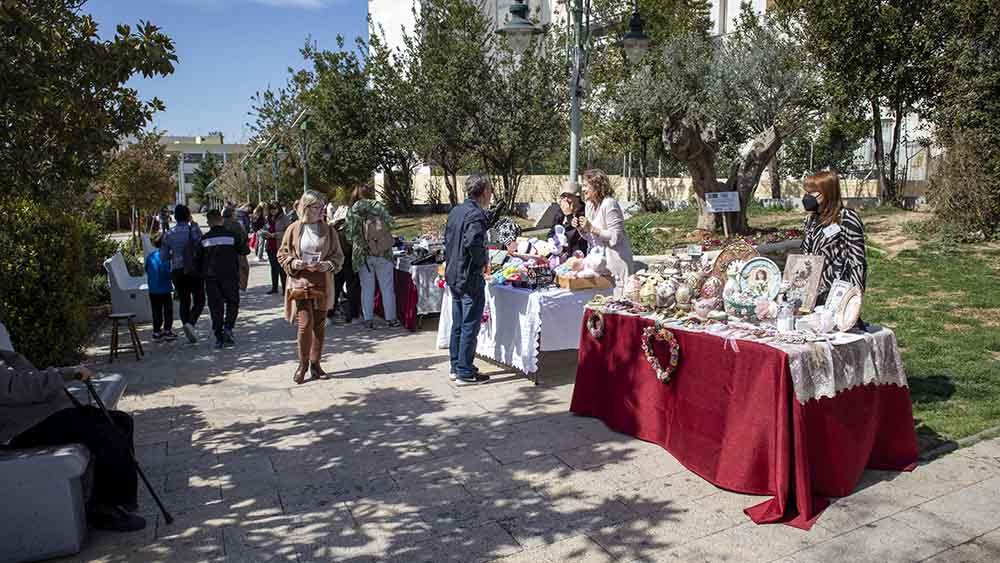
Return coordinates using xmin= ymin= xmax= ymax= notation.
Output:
xmin=0 ymin=322 xmax=128 ymax=562
xmin=104 ymin=251 xmax=153 ymax=323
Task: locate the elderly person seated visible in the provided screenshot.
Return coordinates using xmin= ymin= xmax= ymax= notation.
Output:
xmin=0 ymin=347 xmax=144 ymax=532
xmin=549 ymin=181 xmax=589 ymax=259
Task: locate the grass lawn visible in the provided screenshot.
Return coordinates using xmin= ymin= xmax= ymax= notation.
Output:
xmin=393 ymin=213 xmax=535 ymax=239
xmin=866 ymin=239 xmax=1000 ymax=447
xmin=627 ymin=205 xmax=1000 ymax=446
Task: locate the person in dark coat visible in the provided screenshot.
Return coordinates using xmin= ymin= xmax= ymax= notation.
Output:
xmin=199 ymin=210 xmax=246 ymax=349
xmin=0 ymin=349 xmax=144 ymax=532
xmin=549 ymin=181 xmax=588 ymax=258
xmin=444 ymin=173 xmax=493 ymax=386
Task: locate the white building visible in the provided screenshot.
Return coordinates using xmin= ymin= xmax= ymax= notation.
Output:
xmin=368 ymin=0 xmax=557 ymax=53
xmin=160 ymin=133 xmax=247 ymax=207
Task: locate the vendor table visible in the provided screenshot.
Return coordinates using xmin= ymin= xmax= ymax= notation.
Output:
xmin=570 ymin=310 xmax=918 ymax=529
xmin=436 ymin=284 xmax=613 ymax=382
xmin=374 ymin=259 xmax=445 ymax=331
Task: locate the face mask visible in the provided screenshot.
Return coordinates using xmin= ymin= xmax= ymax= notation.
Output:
xmin=802 ymin=194 xmax=820 ymax=212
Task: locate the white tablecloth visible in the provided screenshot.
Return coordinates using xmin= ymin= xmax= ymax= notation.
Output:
xmin=437 ymin=284 xmax=613 ymax=374
xmin=395 ymin=258 xmax=445 ymax=315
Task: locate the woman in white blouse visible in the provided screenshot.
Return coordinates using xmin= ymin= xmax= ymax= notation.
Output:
xmin=574 ymin=168 xmax=635 ymax=289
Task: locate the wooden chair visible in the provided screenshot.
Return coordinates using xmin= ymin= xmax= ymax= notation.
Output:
xmin=108 ymin=312 xmax=143 ymax=362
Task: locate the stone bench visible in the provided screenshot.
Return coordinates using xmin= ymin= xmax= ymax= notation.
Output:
xmin=0 ymin=373 xmax=128 ymax=563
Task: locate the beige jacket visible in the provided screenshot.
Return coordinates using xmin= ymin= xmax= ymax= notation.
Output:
xmin=0 ymin=350 xmax=74 ymax=444
xmin=277 ymin=219 xmax=345 ymax=321
xmin=585 ymin=196 xmax=635 ymax=286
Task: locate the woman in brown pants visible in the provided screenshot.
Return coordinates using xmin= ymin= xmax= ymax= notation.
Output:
xmin=278 ymin=190 xmax=345 ymax=384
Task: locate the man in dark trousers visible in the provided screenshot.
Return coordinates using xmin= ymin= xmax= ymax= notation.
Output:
xmin=0 ymin=350 xmax=144 ymax=531
xmin=444 ymin=173 xmax=493 ymax=386
xmin=161 ymin=204 xmax=204 ymax=343
xmin=199 ymin=210 xmax=246 ymax=349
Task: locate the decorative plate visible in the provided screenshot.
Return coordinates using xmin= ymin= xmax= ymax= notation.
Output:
xmin=738 ymin=257 xmax=782 ymax=300
xmin=710 ymin=241 xmax=759 ymax=278
xmin=709 ymin=241 xmax=759 ymax=293
xmin=835 ymin=286 xmax=863 ymax=331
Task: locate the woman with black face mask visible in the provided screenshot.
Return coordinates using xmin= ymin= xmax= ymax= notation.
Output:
xmin=799 ymin=170 xmax=868 ymax=307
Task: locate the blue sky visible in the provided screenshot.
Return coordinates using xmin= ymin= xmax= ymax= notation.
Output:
xmin=84 ymin=0 xmax=369 ymax=144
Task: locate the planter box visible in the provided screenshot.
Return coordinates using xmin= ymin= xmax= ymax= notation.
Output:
xmin=558 ymin=275 xmax=614 ymax=291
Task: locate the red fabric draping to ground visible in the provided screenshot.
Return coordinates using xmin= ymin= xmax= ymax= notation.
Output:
xmin=374 ymin=268 xmax=420 ymax=331
xmin=569 ymin=310 xmax=918 ymax=529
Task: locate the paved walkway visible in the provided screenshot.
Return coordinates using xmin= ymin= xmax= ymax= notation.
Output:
xmin=62 ymin=260 xmax=1000 ymax=562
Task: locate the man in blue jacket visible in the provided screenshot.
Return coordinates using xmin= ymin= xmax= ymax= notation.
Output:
xmin=444 ymin=173 xmax=493 ymax=385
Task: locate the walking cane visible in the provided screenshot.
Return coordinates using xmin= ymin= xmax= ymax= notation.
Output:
xmin=80 ymin=380 xmax=174 ymax=524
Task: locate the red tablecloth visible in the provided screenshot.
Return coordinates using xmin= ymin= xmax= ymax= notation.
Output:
xmin=570 ymin=311 xmax=918 ymax=529
xmin=374 ymin=269 xmax=420 ymax=331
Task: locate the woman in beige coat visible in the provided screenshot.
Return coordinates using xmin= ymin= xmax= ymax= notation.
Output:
xmin=575 ymin=168 xmax=635 ymax=290
xmin=278 ymin=190 xmax=345 ymax=384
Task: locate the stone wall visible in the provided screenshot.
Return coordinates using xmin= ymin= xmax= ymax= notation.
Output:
xmin=392 ymin=173 xmax=930 ymax=207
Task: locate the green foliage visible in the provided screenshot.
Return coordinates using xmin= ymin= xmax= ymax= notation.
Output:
xmin=925 ymin=0 xmax=1000 ymax=239
xmin=403 ymin=0 xmax=493 ymax=206
xmin=95 ymin=130 xmax=176 ymax=220
xmin=190 ymin=153 xmax=222 ymax=208
xmin=0 ymin=198 xmax=90 ymax=367
xmin=0 ymin=0 xmax=176 ymax=207
xmin=782 ymin=109 xmax=870 ymax=177
xmin=368 ymin=24 xmax=420 ymax=213
xmin=776 ymin=0 xmax=940 ymax=203
xmin=301 ymin=36 xmax=379 ymax=191
xmin=475 ymin=33 xmax=569 ymax=213
xmin=926 ymin=130 xmax=1000 ymax=242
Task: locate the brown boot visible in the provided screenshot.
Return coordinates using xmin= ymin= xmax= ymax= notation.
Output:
xmin=293 ymin=362 xmax=308 ymax=385
xmin=310 ymin=362 xmax=329 ymax=380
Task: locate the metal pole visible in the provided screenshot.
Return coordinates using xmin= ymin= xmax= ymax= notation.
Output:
xmin=271 ymin=152 xmax=279 ymax=202
xmin=568 ymin=0 xmax=584 ymax=184
xmin=301 ymin=130 xmax=309 ymax=194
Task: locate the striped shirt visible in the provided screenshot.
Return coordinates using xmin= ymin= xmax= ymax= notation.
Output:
xmin=800 ymin=207 xmax=868 ymax=297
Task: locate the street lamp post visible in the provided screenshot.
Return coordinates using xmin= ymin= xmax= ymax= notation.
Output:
xmin=498 ymin=0 xmax=650 ymax=186
xmin=299 ymin=118 xmax=313 ymax=194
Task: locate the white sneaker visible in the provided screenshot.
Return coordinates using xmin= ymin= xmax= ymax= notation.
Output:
xmin=182 ymin=323 xmax=197 ymax=343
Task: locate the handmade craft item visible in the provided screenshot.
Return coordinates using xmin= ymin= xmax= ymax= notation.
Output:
xmin=835 ymin=286 xmax=863 ymax=331
xmin=587 ymin=311 xmax=605 ymax=339
xmin=641 ymin=325 xmax=681 ymax=383
xmin=739 ymin=257 xmax=782 ymax=300
xmin=783 ymin=254 xmax=825 ymax=312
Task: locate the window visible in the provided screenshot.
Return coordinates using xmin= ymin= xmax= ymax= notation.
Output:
xmin=184 ymin=153 xmax=203 ymax=164
xmin=183 ymin=173 xmax=195 ymax=185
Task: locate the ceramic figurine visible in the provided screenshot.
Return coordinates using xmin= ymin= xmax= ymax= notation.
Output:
xmin=656 ymin=279 xmax=677 ymax=309
xmin=694 ymin=297 xmax=718 ymax=319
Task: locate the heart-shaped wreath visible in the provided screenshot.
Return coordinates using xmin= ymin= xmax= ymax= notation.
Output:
xmin=641 ymin=325 xmax=680 ymax=383
xmin=587 ymin=311 xmax=604 ymax=339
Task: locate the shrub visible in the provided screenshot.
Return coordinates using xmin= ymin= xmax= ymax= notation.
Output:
xmin=0 ymin=198 xmax=91 ymax=367
xmin=928 ymin=130 xmax=1000 ymax=242
xmin=79 ymin=218 xmax=119 ymax=306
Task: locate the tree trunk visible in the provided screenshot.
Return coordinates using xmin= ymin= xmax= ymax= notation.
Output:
xmin=663 ymin=116 xmax=722 ymax=232
xmin=639 ymin=137 xmax=649 ymax=208
xmin=443 ymin=165 xmax=459 ymax=207
xmin=886 ymin=101 xmax=903 ymax=205
xmin=768 ymin=155 xmax=781 ymax=199
xmin=871 ymin=98 xmax=890 ymax=202
xmin=724 ymin=127 xmax=783 ymax=235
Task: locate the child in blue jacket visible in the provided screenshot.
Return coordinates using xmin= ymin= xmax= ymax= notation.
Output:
xmin=145 ymin=235 xmax=177 ymax=340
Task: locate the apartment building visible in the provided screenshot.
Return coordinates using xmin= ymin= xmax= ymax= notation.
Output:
xmin=160 ymin=133 xmax=247 ymax=207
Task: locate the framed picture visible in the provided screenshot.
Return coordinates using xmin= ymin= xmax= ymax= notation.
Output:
xmin=783 ymin=254 xmax=825 ymax=312
xmin=825 ymin=280 xmax=854 ymax=313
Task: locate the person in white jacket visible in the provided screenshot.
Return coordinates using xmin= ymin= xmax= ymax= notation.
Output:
xmin=574 ymin=168 xmax=635 ymax=290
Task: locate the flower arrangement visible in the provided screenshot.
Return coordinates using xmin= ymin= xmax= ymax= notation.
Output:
xmin=641 ymin=325 xmax=681 ymax=383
